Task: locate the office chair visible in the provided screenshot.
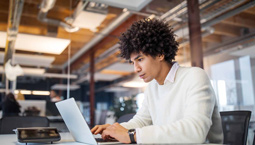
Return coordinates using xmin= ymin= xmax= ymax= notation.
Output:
xmin=220 ymin=110 xmax=251 ymax=145
xmin=0 ymin=116 xmax=49 ymax=134
xmin=117 ymin=113 xmax=136 ymax=123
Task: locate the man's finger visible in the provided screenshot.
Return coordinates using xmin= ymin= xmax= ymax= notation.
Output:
xmin=95 ymin=127 xmax=102 ymax=134
xmin=91 ymin=126 xmax=98 ymax=133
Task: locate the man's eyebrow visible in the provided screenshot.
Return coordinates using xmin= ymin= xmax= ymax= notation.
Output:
xmin=129 ymin=54 xmax=142 ymax=63
xmin=134 ymin=55 xmax=142 ymax=60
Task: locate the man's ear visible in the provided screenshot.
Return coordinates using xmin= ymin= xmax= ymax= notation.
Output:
xmin=158 ymin=54 xmax=164 ymax=61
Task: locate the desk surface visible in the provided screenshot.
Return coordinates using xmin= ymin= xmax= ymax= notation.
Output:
xmin=0 ymin=132 xmax=223 ymax=145
xmin=0 ymin=132 xmax=85 ymax=145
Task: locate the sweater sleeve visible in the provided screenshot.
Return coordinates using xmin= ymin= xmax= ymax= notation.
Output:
xmin=135 ymin=68 xmax=217 ymax=143
xmin=120 ymin=89 xmax=152 ymax=129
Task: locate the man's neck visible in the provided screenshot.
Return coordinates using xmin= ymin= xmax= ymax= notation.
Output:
xmin=156 ymin=62 xmax=172 ymax=85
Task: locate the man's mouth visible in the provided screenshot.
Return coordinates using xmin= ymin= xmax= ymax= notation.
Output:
xmin=139 ymin=74 xmax=145 ymax=79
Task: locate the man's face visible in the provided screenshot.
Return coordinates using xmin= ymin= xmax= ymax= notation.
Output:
xmin=129 ymin=52 xmax=162 ymax=83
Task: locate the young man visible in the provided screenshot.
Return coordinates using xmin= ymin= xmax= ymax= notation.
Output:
xmin=91 ymin=18 xmax=223 ymax=144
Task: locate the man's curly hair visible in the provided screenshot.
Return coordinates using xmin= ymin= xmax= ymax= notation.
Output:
xmin=119 ymin=18 xmax=179 ymax=64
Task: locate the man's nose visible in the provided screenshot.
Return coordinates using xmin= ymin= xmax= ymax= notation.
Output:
xmin=134 ymin=63 xmax=141 ymax=73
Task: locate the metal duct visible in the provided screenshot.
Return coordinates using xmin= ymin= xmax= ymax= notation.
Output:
xmin=4 ymin=0 xmax=24 ymax=67
xmin=3 ymin=0 xmax=24 ymax=93
xmin=204 ymin=31 xmax=255 ymax=56
xmin=173 ymin=0 xmax=247 ymax=38
xmin=38 ymin=0 xmax=79 ymax=33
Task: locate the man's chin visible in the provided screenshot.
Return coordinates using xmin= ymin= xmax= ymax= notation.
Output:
xmin=143 ymin=78 xmax=152 ymax=83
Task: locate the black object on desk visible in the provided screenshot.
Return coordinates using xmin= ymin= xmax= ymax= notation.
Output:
xmin=46 ymin=101 xmax=61 ymax=116
xmin=14 ymin=127 xmax=61 ymax=144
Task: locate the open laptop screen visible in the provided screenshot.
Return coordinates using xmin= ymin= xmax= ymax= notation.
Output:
xmin=56 ymin=98 xmax=97 ymax=145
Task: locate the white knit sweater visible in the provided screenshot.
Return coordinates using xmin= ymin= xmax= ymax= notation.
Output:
xmin=121 ymin=67 xmax=223 ymax=144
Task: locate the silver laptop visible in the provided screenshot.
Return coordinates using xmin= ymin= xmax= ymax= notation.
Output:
xmin=56 ymin=98 xmax=120 ymax=145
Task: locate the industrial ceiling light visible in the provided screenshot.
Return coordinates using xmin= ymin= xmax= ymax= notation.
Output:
xmin=0 ymin=52 xmax=55 ymax=67
xmin=0 ymin=31 xmax=70 ymax=54
xmin=0 ymin=66 xmax=45 ymax=75
xmin=51 ymin=84 xmax=80 ymax=90
xmin=14 ymin=90 xmax=32 ymax=95
xmin=32 ymin=91 xmax=50 ymax=96
xmin=14 ymin=90 xmax=50 ymax=95
xmin=71 ymin=1 xmax=108 ymax=31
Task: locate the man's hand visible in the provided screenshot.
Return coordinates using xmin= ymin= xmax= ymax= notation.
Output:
xmin=101 ymin=123 xmax=131 ymax=144
xmin=91 ymin=124 xmax=111 ymax=135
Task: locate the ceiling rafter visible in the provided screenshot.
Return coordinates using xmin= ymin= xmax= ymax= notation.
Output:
xmin=221 ymin=13 xmax=255 ymax=28
xmin=213 ymin=23 xmax=240 ymax=37
xmin=203 ymin=34 xmax=222 ymax=43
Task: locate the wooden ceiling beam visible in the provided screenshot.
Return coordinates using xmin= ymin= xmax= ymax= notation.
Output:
xmin=221 ymin=14 xmax=255 ymax=28
xmin=203 ymin=34 xmax=222 ymax=43
xmin=58 ymin=31 xmax=95 ymax=42
xmin=202 ymin=42 xmax=208 ymax=50
xmin=95 ymin=53 xmax=120 ymax=72
xmin=243 ymin=7 xmax=255 ymax=15
xmin=100 ymin=69 xmax=131 ymax=76
xmin=213 ymin=23 xmax=240 ymax=37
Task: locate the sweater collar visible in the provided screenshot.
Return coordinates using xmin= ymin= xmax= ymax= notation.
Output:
xmin=164 ymin=62 xmax=179 ymax=84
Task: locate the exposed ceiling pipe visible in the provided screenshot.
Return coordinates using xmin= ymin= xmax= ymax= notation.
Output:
xmin=179 ymin=27 xmax=215 ymax=47
xmin=204 ymin=31 xmax=255 ymax=56
xmin=4 ymin=0 xmax=24 ymax=93
xmin=161 ymin=0 xmax=209 ymax=22
xmin=200 ymin=0 xmax=245 ymax=23
xmin=62 ymin=10 xmax=132 ymax=69
xmin=38 ymin=0 xmax=79 ymax=33
xmin=160 ymin=1 xmax=187 ymax=20
xmin=4 ymin=0 xmax=24 ymax=66
xmin=173 ymin=0 xmax=250 ymax=38
xmin=202 ymin=0 xmax=255 ymax=28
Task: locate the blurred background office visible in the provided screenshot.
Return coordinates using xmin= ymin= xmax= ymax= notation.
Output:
xmin=0 ymin=0 xmax=255 ymax=144
xmin=1 ymin=93 xmax=21 ymax=117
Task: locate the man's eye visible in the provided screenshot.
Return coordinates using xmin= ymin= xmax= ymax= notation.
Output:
xmin=138 ymin=58 xmax=143 ymax=61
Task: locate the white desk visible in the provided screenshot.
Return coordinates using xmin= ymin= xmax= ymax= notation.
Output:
xmin=0 ymin=133 xmax=224 ymax=145
xmin=0 ymin=132 xmax=86 ymax=145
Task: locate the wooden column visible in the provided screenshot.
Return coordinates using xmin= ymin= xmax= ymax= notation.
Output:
xmin=89 ymin=51 xmax=95 ymax=127
xmin=187 ymin=0 xmax=203 ymax=68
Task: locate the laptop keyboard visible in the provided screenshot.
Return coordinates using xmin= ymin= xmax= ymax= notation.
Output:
xmin=95 ymin=138 xmax=118 ymax=142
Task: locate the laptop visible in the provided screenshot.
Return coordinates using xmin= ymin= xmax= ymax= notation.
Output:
xmin=56 ymin=98 xmax=120 ymax=145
